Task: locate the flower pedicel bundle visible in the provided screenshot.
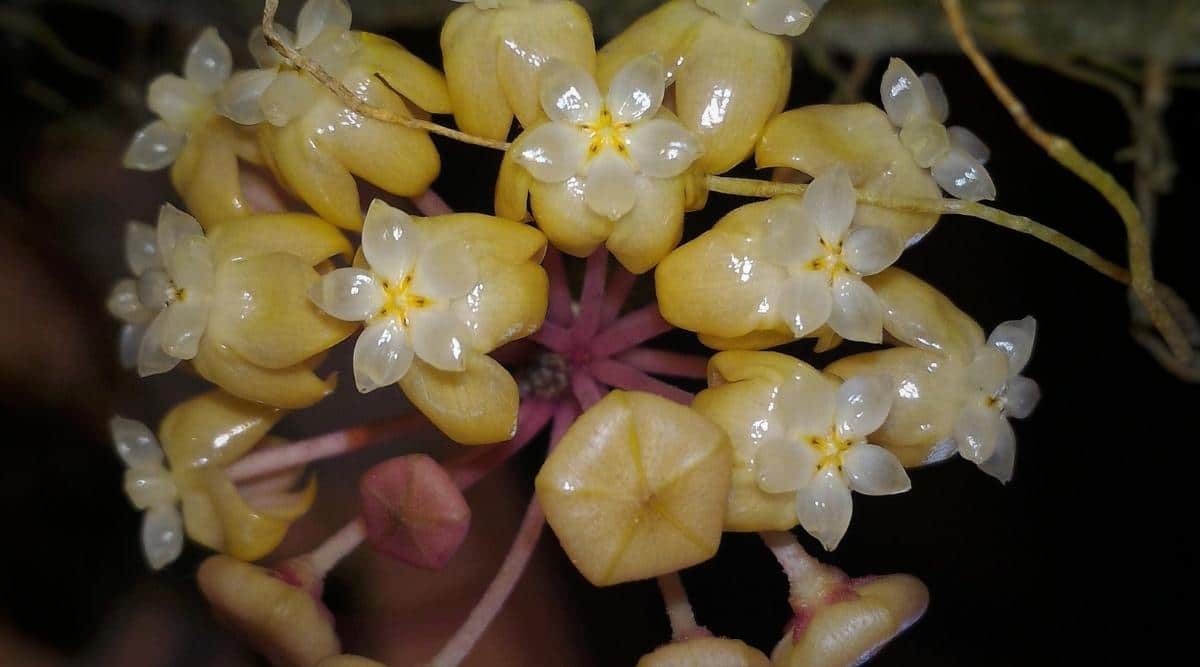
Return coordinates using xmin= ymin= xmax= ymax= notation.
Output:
xmin=105 ymin=1 xmax=1196 ymax=665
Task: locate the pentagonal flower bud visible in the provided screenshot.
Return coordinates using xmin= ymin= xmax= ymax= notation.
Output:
xmin=197 ymin=555 xmax=340 ymax=667
xmin=360 ymin=454 xmax=471 ymax=570
xmin=536 ymin=390 xmax=732 ymax=586
xmin=638 ymin=636 xmax=770 ymax=667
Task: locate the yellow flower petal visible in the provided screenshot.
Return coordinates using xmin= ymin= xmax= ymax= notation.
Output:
xmin=210 ymin=253 xmax=356 ymax=370
xmin=596 ymin=0 xmax=708 ymax=89
xmin=159 ymin=388 xmax=284 ymax=469
xmin=529 ymin=177 xmax=613 ymax=258
xmin=825 ymin=347 xmax=966 ymax=468
xmin=673 ymin=16 xmax=791 ymax=174
xmin=170 ymin=120 xmax=251 ymax=230
xmin=197 ymin=556 xmax=341 ymax=667
xmin=698 ymin=329 xmax=795 ymax=351
xmin=606 ymin=176 xmax=685 ymax=275
xmin=461 ymin=255 xmax=549 ymax=352
xmin=419 ymin=212 xmax=547 ymax=264
xmin=757 ymin=103 xmax=942 ymax=246
xmin=399 ymin=352 xmax=519 ymax=445
xmin=325 ymin=69 xmax=441 ymax=200
xmin=441 ymin=4 xmax=513 ymax=141
xmin=655 ymin=199 xmax=787 ymax=338
xmin=494 ymin=0 xmax=596 ymax=129
xmin=193 ymin=336 xmax=338 ymax=409
xmin=359 ymin=32 xmax=452 ymax=115
xmin=638 ymin=637 xmax=770 ymax=667
xmin=866 ymin=268 xmax=984 ymax=363
xmin=262 ymin=121 xmax=362 ymax=230
xmin=209 ymin=213 xmax=351 ymax=266
xmin=535 ymin=391 xmax=732 ymax=586
xmin=495 ymin=137 xmax=534 ymax=221
xmin=202 ymin=469 xmax=315 ymax=561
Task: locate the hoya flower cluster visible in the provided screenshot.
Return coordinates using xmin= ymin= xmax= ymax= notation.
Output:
xmin=106 ymin=1 xmax=1048 ymax=665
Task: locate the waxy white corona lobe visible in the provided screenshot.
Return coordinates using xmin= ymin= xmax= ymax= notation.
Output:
xmin=881 ymin=58 xmax=996 ymax=202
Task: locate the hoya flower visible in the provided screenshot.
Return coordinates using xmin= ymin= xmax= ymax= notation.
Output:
xmin=106 ymin=203 xmax=358 ymax=408
xmin=309 ymin=199 xmax=549 ymax=444
xmin=110 ymin=390 xmax=315 ymax=567
xmin=536 ymin=391 xmax=732 ymax=585
xmin=111 ymin=416 xmax=184 ymax=569
xmin=757 ymin=104 xmax=943 ymax=248
xmin=124 ymin=28 xmax=263 ymax=228
xmin=880 ymin=58 xmax=996 ymax=202
xmin=657 ymin=169 xmax=903 ymax=349
xmin=496 ymin=54 xmax=701 ymax=274
xmin=596 ymin=0 xmax=814 ymax=174
xmin=110 ymin=204 xmax=215 ymax=378
xmin=442 ymin=0 xmax=596 ymax=140
xmin=827 ymin=271 xmax=1040 ymax=482
xmin=693 ymin=351 xmax=911 ymax=549
xmin=954 ymin=317 xmax=1040 ymax=481
xmin=220 ymin=0 xmax=453 ymax=230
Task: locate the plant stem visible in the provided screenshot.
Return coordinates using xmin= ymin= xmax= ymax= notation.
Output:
xmin=588 ymin=359 xmax=693 ymax=405
xmin=571 ymin=248 xmax=609 ymax=343
xmin=227 ymin=413 xmax=429 ymax=482
xmin=591 ymin=305 xmax=674 ymax=358
xmin=570 ymin=371 xmax=606 ymax=411
xmin=940 ymin=0 xmax=1192 ymax=366
xmin=657 ymin=572 xmax=701 ymax=639
xmin=542 ymin=248 xmax=575 ymax=327
xmin=412 ymin=189 xmax=454 ymax=216
xmin=706 ymin=175 xmax=1131 ymax=285
xmin=600 ymin=266 xmax=638 ymax=326
xmin=308 ymin=519 xmax=367 ymax=579
xmin=617 ymin=348 xmax=709 ymax=380
xmin=760 ymin=531 xmax=846 ymax=610
xmin=446 ymin=399 xmax=555 ymax=490
xmin=427 ymin=501 xmax=545 ymax=667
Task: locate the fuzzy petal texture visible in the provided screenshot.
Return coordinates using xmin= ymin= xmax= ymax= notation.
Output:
xmin=400 ymin=352 xmax=519 ymax=445
xmin=758 ymin=104 xmax=942 ymax=246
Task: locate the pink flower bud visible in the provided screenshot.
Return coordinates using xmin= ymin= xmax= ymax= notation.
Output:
xmin=359 ymin=454 xmax=471 ymax=570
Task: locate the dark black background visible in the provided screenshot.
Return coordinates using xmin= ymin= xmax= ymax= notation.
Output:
xmin=0 ymin=2 xmax=1197 ymax=665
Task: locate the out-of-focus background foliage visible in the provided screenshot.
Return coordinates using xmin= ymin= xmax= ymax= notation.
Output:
xmin=0 ymin=1 xmax=1198 ymax=665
